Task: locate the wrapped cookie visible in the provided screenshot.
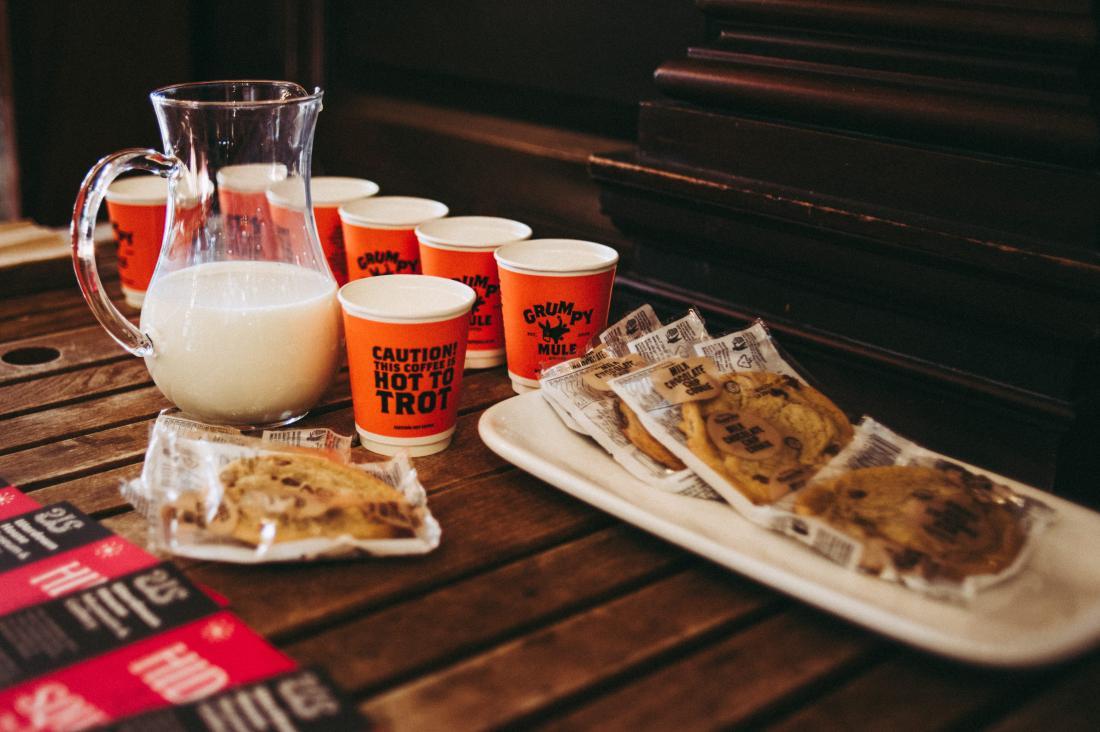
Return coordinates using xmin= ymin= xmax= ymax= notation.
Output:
xmin=122 ymin=412 xmax=440 ymax=562
xmin=596 ymin=303 xmax=662 ymax=357
xmin=608 ymin=321 xmax=854 ymax=517
xmin=541 ymin=308 xmax=721 ymax=500
xmin=777 ymin=418 xmax=1055 ymax=601
xmin=539 ymin=305 xmax=662 ymax=434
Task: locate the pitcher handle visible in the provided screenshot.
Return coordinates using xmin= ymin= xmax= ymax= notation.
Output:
xmin=71 ymin=149 xmax=182 ymax=357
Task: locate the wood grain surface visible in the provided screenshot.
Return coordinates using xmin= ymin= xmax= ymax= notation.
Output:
xmin=1 ymin=282 xmax=1097 ymax=731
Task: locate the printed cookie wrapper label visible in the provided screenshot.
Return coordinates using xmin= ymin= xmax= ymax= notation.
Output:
xmin=650 ymin=357 xmax=723 ymax=405
xmin=498 ymin=268 xmax=615 ymax=381
xmin=773 ymin=417 xmax=1057 ymax=602
xmin=0 ymin=610 xmax=295 ymax=729
xmin=342 ymin=224 xmax=421 ymax=279
xmin=153 ymin=410 xmax=353 ymax=461
xmin=344 ymin=315 xmax=468 ymax=440
xmin=0 ymin=562 xmax=221 ymax=688
xmin=626 ymin=309 xmax=709 ymax=362
xmin=694 ymin=321 xmax=802 ymax=380
xmin=581 ymin=355 xmax=647 ymax=394
xmin=597 ymin=304 xmax=660 ymax=357
xmin=419 ymin=245 xmax=505 ymax=353
xmin=260 ymin=427 xmax=353 ymax=456
xmin=0 ymin=502 xmax=162 ymax=615
xmin=99 ymin=667 xmax=365 ymax=731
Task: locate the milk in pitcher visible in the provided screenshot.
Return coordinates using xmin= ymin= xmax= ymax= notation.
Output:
xmin=140 ymin=261 xmax=340 ymax=426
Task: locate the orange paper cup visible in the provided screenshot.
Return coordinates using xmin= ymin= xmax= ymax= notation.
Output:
xmin=105 ymin=175 xmax=169 ymax=307
xmin=416 ymin=216 xmax=532 ymax=369
xmin=267 ymin=176 xmax=380 ymax=285
xmin=339 ymin=197 xmax=448 ymax=281
xmin=338 ymin=275 xmax=475 ymax=456
xmin=216 ymin=163 xmax=288 ymax=258
xmin=495 ymin=239 xmax=619 ymax=393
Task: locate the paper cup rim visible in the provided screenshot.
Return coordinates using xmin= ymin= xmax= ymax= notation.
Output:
xmin=266 ymin=176 xmax=380 ymax=210
xmin=105 ymin=175 xmax=169 ymax=205
xmin=339 ymin=196 xmax=449 ymax=230
xmin=494 ymin=239 xmax=619 ymax=275
xmin=215 ymin=163 xmax=289 ymax=192
xmin=338 ymin=274 xmax=475 ymax=323
xmin=415 ymin=216 xmax=532 ymax=250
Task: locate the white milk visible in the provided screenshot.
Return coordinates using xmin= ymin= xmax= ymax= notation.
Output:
xmin=140 ymin=261 xmax=340 ymax=426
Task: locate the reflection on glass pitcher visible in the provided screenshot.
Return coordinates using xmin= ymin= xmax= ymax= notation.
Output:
xmin=71 ymin=81 xmax=341 ymax=429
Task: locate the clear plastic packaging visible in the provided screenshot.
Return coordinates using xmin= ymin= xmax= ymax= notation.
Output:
xmin=540 ymin=308 xmax=720 ymax=500
xmin=776 ymin=418 xmax=1055 ymax=601
xmin=123 ymin=412 xmax=440 ymax=562
xmin=608 ymin=320 xmax=851 ymax=513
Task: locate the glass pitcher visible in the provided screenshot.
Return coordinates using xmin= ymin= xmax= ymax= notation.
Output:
xmin=72 ymin=81 xmax=341 ymax=428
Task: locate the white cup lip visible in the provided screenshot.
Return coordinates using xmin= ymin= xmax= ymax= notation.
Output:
xmin=415 ymin=216 xmax=532 ymax=251
xmin=495 ymin=239 xmax=619 ymax=276
xmin=338 ymin=274 xmax=475 ymax=323
xmin=216 ymin=163 xmax=289 ymax=193
xmin=266 ymin=176 xmax=380 ymax=210
xmin=339 ymin=196 xmax=449 ymax=230
xmin=105 ymin=175 xmax=169 ymax=205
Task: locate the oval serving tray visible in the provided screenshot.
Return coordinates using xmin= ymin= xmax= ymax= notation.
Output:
xmin=479 ymin=391 xmax=1100 ymax=668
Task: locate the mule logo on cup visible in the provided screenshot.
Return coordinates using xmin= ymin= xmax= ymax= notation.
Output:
xmin=523 ymin=300 xmax=595 ymax=357
xmin=371 ymin=343 xmax=459 ymax=415
xmin=460 ymin=274 xmax=499 ymax=327
xmin=540 ymin=317 xmax=570 ymax=344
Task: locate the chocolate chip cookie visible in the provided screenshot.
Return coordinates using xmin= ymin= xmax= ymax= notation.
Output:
xmin=679 ymin=372 xmax=852 ymax=504
xmin=165 ymin=453 xmax=422 ymax=545
xmin=795 ymin=464 xmax=1027 ymax=581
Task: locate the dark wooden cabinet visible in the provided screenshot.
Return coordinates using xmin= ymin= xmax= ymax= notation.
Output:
xmin=592 ymin=0 xmax=1100 ymax=497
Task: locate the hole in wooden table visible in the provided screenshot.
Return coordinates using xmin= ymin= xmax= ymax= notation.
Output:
xmin=2 ymin=347 xmax=62 ymax=365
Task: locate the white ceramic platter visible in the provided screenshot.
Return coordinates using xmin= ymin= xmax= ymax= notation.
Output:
xmin=478 ymin=391 xmax=1100 ymax=667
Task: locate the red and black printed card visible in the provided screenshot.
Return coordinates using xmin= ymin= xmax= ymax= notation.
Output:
xmin=100 ymin=667 xmax=366 ymax=731
xmin=0 ymin=484 xmax=300 ymax=729
xmin=0 ymin=501 xmax=164 ymax=614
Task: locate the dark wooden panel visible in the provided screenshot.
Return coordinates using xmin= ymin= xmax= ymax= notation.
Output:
xmin=637 ymin=101 xmax=1100 ymax=251
xmin=698 ymin=0 xmax=1096 ymax=53
xmin=654 ymin=59 xmax=1095 ymax=166
xmin=325 ymin=0 xmax=704 ymax=137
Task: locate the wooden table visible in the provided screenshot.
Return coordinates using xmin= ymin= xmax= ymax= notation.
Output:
xmin=2 ymin=276 xmax=1099 ymax=731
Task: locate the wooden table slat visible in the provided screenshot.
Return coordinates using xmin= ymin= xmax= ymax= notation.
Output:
xmin=0 ymin=385 xmax=169 ymax=454
xmin=0 ymin=322 xmax=133 ymax=386
xmin=286 ymin=525 xmax=687 ymax=692
xmin=538 ymin=608 xmax=882 ymax=732
xmin=358 ymin=568 xmax=780 ymax=730
xmin=0 ymin=358 xmax=150 ymax=418
xmin=985 ymin=655 xmax=1100 ymax=732
xmin=764 ymin=653 xmax=1043 ymax=732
